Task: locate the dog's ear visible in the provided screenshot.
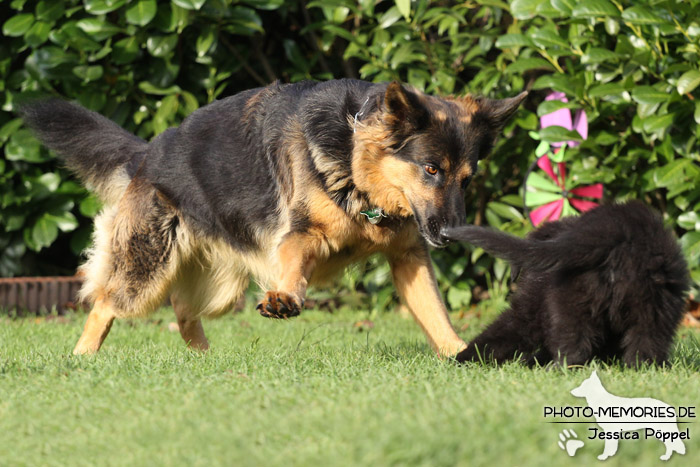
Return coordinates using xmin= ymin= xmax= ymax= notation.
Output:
xmin=479 ymin=91 xmax=528 ymax=135
xmin=383 ymin=81 xmax=428 ymax=133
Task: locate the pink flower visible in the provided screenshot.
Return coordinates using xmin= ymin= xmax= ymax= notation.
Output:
xmin=539 ymin=91 xmax=588 ymax=147
xmin=528 ymin=95 xmax=600 ymax=226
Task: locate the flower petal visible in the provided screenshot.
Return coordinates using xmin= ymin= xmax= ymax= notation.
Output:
xmin=541 ymin=92 xmax=573 ymax=148
xmin=570 ymin=183 xmax=603 ymax=199
xmin=572 ymin=109 xmax=589 ymax=140
xmin=546 ymin=91 xmax=568 ymax=103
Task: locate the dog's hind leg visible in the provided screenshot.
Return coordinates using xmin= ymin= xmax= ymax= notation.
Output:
xmin=621 ymin=325 xmax=672 ymax=367
xmin=545 ymin=299 xmax=598 ymax=367
xmin=455 ymin=308 xmax=537 ymax=364
xmin=73 ymin=295 xmax=117 ymax=355
xmin=598 ymin=437 xmax=619 ymax=460
xmin=169 ymin=249 xmax=251 ymax=349
xmin=74 ymin=180 xmax=183 ymax=354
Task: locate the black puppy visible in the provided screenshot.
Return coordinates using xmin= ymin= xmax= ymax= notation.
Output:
xmin=443 ymin=201 xmax=690 ymax=367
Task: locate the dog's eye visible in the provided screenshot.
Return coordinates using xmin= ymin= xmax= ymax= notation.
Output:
xmin=424 ymin=164 xmax=438 ymax=176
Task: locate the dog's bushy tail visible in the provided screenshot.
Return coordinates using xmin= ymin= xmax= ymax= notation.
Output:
xmin=443 ymin=225 xmax=611 ymax=272
xmin=20 ymin=99 xmax=147 ymax=204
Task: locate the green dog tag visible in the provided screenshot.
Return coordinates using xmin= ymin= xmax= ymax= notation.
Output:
xmin=360 ymin=208 xmax=386 ymax=225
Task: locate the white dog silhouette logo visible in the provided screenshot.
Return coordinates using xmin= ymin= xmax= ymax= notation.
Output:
xmin=570 ymin=371 xmax=686 ymax=461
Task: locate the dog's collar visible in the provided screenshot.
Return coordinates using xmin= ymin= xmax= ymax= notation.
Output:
xmin=353 ymin=97 xmax=371 ymax=133
xmin=360 ymin=207 xmax=387 ymax=224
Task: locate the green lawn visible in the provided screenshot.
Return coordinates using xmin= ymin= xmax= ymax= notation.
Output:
xmin=1 ymin=307 xmax=698 ymax=466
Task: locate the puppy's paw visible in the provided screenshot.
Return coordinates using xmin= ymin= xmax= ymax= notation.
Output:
xmin=256 ymin=291 xmax=303 ymax=319
xmin=454 ymin=345 xmax=484 ymax=364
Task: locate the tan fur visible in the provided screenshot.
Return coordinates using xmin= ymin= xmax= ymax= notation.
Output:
xmin=386 ymin=243 xmax=467 ymax=356
xmin=171 ymin=292 xmax=209 ymax=350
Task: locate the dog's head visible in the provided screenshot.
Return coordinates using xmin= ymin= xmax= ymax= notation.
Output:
xmin=353 ymin=82 xmax=526 ymax=247
xmin=570 ymin=370 xmax=602 ymax=398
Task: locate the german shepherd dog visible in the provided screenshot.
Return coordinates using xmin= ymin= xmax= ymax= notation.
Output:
xmin=22 ymin=79 xmax=526 ymax=356
xmin=444 ymin=201 xmax=690 ymax=366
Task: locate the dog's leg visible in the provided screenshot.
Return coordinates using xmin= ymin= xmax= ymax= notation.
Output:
xmin=257 ymin=232 xmax=321 ymax=319
xmin=73 ymin=295 xmax=116 ymax=355
xmin=546 ymin=300 xmax=597 ymax=367
xmin=388 ymin=248 xmax=466 ymax=358
xmin=598 ymin=436 xmax=619 ymax=460
xmin=171 ymin=293 xmax=209 ymax=351
xmin=621 ymin=327 xmax=670 ymax=367
xmin=455 ymin=308 xmax=538 ymax=364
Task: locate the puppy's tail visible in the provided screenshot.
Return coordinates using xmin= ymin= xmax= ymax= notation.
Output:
xmin=20 ymin=99 xmax=147 ymax=204
xmin=443 ymin=225 xmax=610 ymax=272
xmin=443 ymin=225 xmax=534 ymax=266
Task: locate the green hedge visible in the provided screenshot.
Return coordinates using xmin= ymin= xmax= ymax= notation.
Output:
xmin=1 ymin=0 xmax=699 ymax=308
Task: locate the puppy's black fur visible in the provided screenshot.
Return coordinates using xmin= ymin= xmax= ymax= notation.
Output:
xmin=443 ymin=201 xmax=690 ymax=367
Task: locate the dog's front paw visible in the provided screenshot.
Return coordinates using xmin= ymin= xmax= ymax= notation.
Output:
xmin=256 ymin=291 xmax=303 ymax=319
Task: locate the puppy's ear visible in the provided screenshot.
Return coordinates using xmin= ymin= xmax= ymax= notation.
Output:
xmin=383 ymin=81 xmax=428 ymax=133
xmin=479 ymin=91 xmax=528 ymax=134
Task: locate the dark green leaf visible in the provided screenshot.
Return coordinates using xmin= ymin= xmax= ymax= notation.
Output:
xmin=31 ymin=214 xmax=59 ymax=250
xmin=3 ymin=13 xmax=34 ymax=37
xmin=539 ymin=125 xmax=584 ymax=143
xmin=84 ymin=0 xmax=127 ymax=15
xmin=537 ymin=100 xmax=576 ymax=117
xmin=242 ymin=0 xmax=285 ymax=10
xmin=36 ymin=0 xmax=65 ymax=23
xmin=642 ymin=113 xmax=675 ymax=134
xmin=172 ymin=0 xmax=206 ymax=10
xmin=126 ymin=0 xmax=157 ymax=27
xmin=550 ymin=0 xmax=574 ymax=15
xmin=505 ymin=58 xmax=554 ymax=74
xmin=147 ymin=35 xmax=178 ymax=57
xmin=510 ymin=0 xmax=547 ymax=20
xmin=5 ymin=130 xmax=50 ymax=163
xmin=678 ymin=212 xmax=700 ymax=230
xmin=677 ymin=70 xmax=700 ymax=95
xmin=73 ymin=65 xmax=104 ymax=82
xmin=588 ymin=83 xmax=626 ymax=98
xmin=530 ymin=28 xmax=569 ymax=49
xmin=581 ymin=48 xmax=618 ymax=64
xmin=621 ymin=6 xmax=665 ymax=25
xmin=0 ymin=119 xmax=23 ymax=144
xmin=631 ymin=86 xmax=669 ymax=105
xmin=113 ymin=36 xmax=141 ymax=64
xmin=487 ymin=202 xmax=524 ymax=221
xmin=24 ymin=20 xmax=51 ymax=47
xmin=79 ymin=194 xmax=102 ymax=217
xmin=572 ymin=0 xmax=619 ymax=18
xmin=680 ymin=231 xmax=700 ymax=263
xmin=378 ymin=6 xmax=403 ymax=29
xmin=653 ymin=159 xmax=691 ymax=187
xmin=76 ymin=18 xmax=123 ymax=40
xmin=395 ymin=0 xmax=411 ymax=20
xmin=138 ymin=81 xmax=182 ymax=95
xmin=533 ymin=74 xmax=578 ymax=96
xmin=495 ymin=33 xmax=533 ymax=48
